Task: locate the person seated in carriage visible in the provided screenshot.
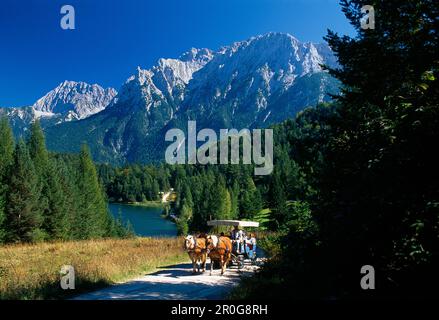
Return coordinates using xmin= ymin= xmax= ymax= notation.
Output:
xmin=245 ymin=233 xmax=257 ymax=260
xmin=230 ymin=226 xmax=246 ymax=254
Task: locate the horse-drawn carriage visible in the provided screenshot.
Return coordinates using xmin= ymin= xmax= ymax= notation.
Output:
xmin=207 ymin=220 xmax=259 ymax=270
xmin=184 ymin=220 xmax=259 ymax=275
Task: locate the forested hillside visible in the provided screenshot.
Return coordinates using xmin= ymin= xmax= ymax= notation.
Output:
xmin=0 ymin=119 xmax=129 ymax=244
xmin=98 ymin=103 xmax=334 ymax=235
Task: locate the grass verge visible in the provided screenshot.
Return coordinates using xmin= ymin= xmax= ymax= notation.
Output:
xmin=0 ymin=237 xmax=187 ymax=300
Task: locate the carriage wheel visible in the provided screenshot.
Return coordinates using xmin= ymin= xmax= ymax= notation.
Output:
xmin=229 ymin=254 xmax=241 ymax=269
xmin=251 ymin=253 xmax=257 ymax=265
xmin=237 ymin=255 xmax=244 ymax=269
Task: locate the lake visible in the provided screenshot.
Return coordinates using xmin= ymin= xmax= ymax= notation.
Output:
xmin=109 ymin=203 xmax=177 ymax=237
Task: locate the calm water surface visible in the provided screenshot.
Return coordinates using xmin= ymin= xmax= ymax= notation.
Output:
xmin=109 ymin=203 xmax=177 ymax=237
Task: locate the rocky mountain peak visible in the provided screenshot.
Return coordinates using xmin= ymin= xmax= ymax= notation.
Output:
xmin=32 ymin=80 xmax=117 ymax=120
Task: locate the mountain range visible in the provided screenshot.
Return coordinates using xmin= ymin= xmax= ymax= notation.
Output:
xmin=0 ymin=81 xmax=117 ymax=137
xmin=1 ymin=33 xmax=339 ymax=164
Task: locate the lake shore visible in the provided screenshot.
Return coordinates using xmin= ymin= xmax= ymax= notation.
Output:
xmin=109 ymin=203 xmax=177 ymax=237
xmin=109 ymin=200 xmax=164 ymax=208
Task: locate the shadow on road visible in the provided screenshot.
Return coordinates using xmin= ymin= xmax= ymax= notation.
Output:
xmin=72 ymin=260 xmax=259 ymax=300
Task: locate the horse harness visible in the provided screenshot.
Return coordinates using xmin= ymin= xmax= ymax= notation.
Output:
xmin=209 ymin=237 xmax=230 ymax=255
xmin=188 ymin=238 xmax=207 ymax=254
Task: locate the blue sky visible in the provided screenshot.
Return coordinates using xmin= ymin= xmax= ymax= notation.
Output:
xmin=0 ymin=0 xmax=355 ymax=107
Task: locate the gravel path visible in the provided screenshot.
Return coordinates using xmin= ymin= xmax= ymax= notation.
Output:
xmin=72 ymin=259 xmax=261 ymax=300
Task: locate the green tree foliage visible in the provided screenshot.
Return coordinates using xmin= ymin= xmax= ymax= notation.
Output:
xmin=176 ymin=203 xmax=192 ymax=235
xmin=109 ymin=209 xmax=135 ymax=238
xmin=99 ymin=163 xmax=268 ymax=232
xmin=75 ymin=145 xmax=113 ymax=239
xmin=315 ymin=0 xmax=439 ymax=297
xmin=211 ymin=179 xmax=232 ymax=220
xmin=0 ymin=117 xmax=15 ymax=243
xmin=268 ymin=172 xmax=288 ymax=228
xmin=237 ymin=0 xmax=439 ymax=300
xmin=229 ymin=181 xmax=240 ymax=219
xmin=5 ymin=140 xmax=45 ymax=242
xmin=0 ymin=119 xmax=129 ymax=244
xmin=239 ymin=177 xmax=263 ymax=219
xmin=99 ymin=164 xmax=169 ymax=203
xmin=28 ymin=120 xmax=49 ymax=170
xmin=42 ymin=158 xmax=70 ymax=239
xmin=27 ymin=121 xmax=50 ymax=235
xmin=0 ymin=117 xmax=14 ymax=176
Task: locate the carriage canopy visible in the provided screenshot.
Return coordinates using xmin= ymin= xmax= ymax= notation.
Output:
xmin=207 ymin=220 xmax=259 ymax=228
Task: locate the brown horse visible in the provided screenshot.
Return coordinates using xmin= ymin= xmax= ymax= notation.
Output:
xmin=206 ymin=235 xmax=232 ymax=276
xmin=184 ymin=235 xmax=207 ymax=274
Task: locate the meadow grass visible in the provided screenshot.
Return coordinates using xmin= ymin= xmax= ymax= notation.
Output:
xmin=0 ymin=237 xmax=187 ymax=300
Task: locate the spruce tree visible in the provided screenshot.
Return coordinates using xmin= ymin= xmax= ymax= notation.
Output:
xmin=6 ymin=140 xmax=44 ymax=242
xmin=27 ymin=120 xmax=51 ymax=236
xmin=230 ymin=181 xmax=240 ymax=219
xmin=57 ymin=156 xmax=83 ymax=240
xmin=220 ymin=188 xmax=232 ymax=220
xmin=43 ymin=158 xmax=70 ymax=239
xmin=177 ymin=201 xmax=192 ymax=235
xmin=151 ymin=180 xmax=160 ymax=201
xmin=0 ymin=117 xmax=14 ymax=243
xmin=239 ymin=176 xmax=262 ymax=219
xmin=209 ymin=178 xmax=232 ymax=220
xmin=76 ymin=144 xmax=111 ymax=238
xmin=269 ymin=171 xmax=288 ymax=228
xmin=0 ymin=117 xmax=14 ymax=177
xmin=28 ymin=120 xmax=49 ymax=170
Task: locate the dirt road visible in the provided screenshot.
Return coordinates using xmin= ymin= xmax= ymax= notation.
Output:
xmin=72 ymin=260 xmax=261 ymax=300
